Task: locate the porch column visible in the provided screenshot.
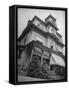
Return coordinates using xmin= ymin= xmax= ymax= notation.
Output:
xmin=30 ymin=48 xmax=34 ymax=62
xmin=25 ymin=47 xmax=34 ymax=69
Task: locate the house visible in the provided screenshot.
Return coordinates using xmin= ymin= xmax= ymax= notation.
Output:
xmin=18 ymin=14 xmax=65 ymax=78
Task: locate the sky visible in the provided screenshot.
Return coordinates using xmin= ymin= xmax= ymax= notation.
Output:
xmin=18 ymin=8 xmax=65 ymax=54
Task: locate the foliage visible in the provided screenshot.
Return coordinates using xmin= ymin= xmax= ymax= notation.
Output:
xmin=27 ymin=56 xmax=50 ymax=79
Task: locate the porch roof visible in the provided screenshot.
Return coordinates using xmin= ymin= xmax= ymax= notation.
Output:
xmin=50 ymin=53 xmax=65 ymax=67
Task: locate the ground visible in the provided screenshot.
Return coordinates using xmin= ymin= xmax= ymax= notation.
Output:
xmin=18 ymin=74 xmax=63 ymax=82
xmin=18 ymin=75 xmax=48 ymax=82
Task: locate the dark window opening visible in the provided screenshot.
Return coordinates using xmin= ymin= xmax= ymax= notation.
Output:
xmin=51 ymin=45 xmax=53 ymax=50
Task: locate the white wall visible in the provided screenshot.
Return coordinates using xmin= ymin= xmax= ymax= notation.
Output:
xmin=25 ymin=31 xmax=47 ymax=46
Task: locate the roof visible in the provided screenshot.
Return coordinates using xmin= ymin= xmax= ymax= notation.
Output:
xmin=45 ymin=14 xmax=56 ymax=21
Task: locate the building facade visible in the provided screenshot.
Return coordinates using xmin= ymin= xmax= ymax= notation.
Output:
xmin=18 ymin=15 xmax=65 ymax=80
